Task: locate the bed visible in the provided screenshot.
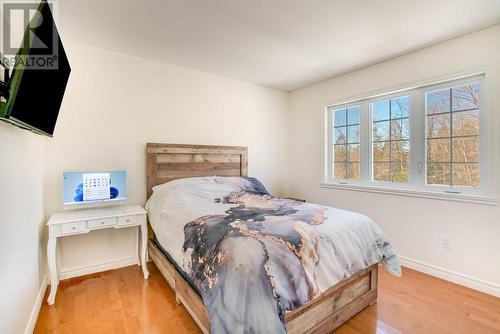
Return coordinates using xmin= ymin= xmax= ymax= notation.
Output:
xmin=145 ymin=143 xmax=400 ymax=334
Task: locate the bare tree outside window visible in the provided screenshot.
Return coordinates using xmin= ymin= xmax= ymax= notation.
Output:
xmin=426 ymin=82 xmax=480 ymax=188
xmin=333 ymin=106 xmax=360 ymax=180
xmin=372 ymin=96 xmax=410 ymax=183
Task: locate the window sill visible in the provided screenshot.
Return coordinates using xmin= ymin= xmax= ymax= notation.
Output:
xmin=320 ymin=182 xmax=497 ymax=206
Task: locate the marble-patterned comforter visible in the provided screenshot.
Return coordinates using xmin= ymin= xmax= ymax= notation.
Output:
xmin=146 ymin=177 xmax=400 ymax=334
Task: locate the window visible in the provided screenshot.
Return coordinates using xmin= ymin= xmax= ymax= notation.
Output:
xmin=324 ymin=74 xmax=486 ymax=197
xmin=332 ymin=106 xmax=360 ymax=180
xmin=372 ymin=96 xmax=410 ymax=183
xmin=426 ymin=82 xmax=480 ymax=188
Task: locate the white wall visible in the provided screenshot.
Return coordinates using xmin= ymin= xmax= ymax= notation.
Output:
xmin=288 ymin=25 xmax=500 ymax=294
xmin=44 ymin=41 xmax=290 ymax=274
xmin=0 ymin=122 xmax=46 ymax=334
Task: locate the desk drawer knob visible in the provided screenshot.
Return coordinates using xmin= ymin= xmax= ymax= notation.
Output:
xmin=100 ymin=221 xmax=104 ymax=225
xmin=72 ymin=226 xmax=76 ymax=230
xmin=126 ymin=219 xmax=130 ymax=223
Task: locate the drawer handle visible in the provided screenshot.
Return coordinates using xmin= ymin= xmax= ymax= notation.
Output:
xmin=100 ymin=221 xmax=105 ymax=225
xmin=72 ymin=226 xmax=76 ymax=230
xmin=126 ymin=219 xmax=130 ymax=223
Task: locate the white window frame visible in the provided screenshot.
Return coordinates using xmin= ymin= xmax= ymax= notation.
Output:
xmin=422 ymin=77 xmax=483 ymax=192
xmin=321 ymin=71 xmax=496 ymax=206
xmin=327 ymin=103 xmax=364 ymax=183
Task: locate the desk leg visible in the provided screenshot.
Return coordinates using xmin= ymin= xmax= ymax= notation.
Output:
xmin=47 ymin=237 xmax=58 ymax=305
xmin=140 ymin=223 xmax=150 ymax=279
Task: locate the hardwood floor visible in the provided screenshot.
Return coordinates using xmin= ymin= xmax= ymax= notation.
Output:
xmin=35 ymin=263 xmax=199 ymax=334
xmin=35 ymin=263 xmax=500 ymax=334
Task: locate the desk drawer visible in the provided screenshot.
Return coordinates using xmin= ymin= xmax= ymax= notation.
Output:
xmin=88 ymin=217 xmax=116 ymax=229
xmin=62 ymin=221 xmax=87 ymax=235
xmin=117 ymin=215 xmax=136 ymax=226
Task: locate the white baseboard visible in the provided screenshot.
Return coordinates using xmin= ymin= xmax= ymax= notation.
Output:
xmin=399 ymin=256 xmax=500 ymax=297
xmin=24 ymin=275 xmax=48 ymax=334
xmin=59 ymin=255 xmax=139 ymax=280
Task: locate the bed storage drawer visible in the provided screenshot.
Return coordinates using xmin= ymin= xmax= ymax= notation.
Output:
xmin=285 ymin=265 xmax=377 ymax=334
xmin=87 ymin=217 xmax=116 ymax=229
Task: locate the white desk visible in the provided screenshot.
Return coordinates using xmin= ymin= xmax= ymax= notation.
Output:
xmin=46 ymin=204 xmax=149 ymax=305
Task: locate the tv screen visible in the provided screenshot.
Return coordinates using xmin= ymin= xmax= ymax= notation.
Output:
xmin=63 ymin=171 xmax=127 ymax=206
xmin=1 ymin=0 xmax=70 ymax=136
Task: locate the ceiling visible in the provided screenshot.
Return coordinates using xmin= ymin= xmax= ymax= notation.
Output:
xmin=59 ymin=0 xmax=500 ymax=91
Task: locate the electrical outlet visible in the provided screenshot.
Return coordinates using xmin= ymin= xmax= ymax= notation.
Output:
xmin=441 ymin=236 xmax=452 ymax=250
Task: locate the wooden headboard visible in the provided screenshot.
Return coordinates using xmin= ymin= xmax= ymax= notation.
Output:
xmin=146 ymin=143 xmax=248 ymax=198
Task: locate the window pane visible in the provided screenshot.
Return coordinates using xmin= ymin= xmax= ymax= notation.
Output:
xmin=334 ymin=163 xmax=346 ymax=179
xmin=392 ymin=162 xmax=409 ymax=183
xmin=452 ymin=137 xmax=479 ymax=162
xmin=391 ymin=118 xmax=409 ymax=140
xmin=427 ymin=114 xmax=450 ymax=138
xmin=427 ymin=163 xmax=451 ymax=185
xmin=334 ymin=109 xmax=346 ymax=127
xmin=347 ymin=163 xmax=360 ymax=180
xmin=391 ymin=97 xmax=409 ymax=118
xmin=452 ymin=163 xmax=479 ymax=188
xmin=427 ymin=89 xmax=450 ymax=114
xmin=331 ymin=106 xmax=361 ymax=182
xmin=452 ymin=82 xmax=479 ymax=111
xmin=391 ymin=141 xmax=409 ymax=162
xmin=334 ymin=127 xmax=347 ymax=144
xmin=427 ymin=138 xmax=450 ymax=162
xmin=347 ymin=125 xmax=360 ymax=143
xmin=452 ymin=109 xmax=479 ymax=137
xmin=347 ymin=144 xmax=360 ymax=162
xmin=334 ymin=145 xmax=346 ymax=162
xmin=373 ymin=141 xmax=390 ymax=162
xmin=347 ymin=107 xmax=360 ymax=125
xmin=373 ymin=163 xmax=391 ymax=182
xmin=373 ymin=121 xmax=390 ymax=141
xmin=373 ymin=100 xmax=390 ymax=121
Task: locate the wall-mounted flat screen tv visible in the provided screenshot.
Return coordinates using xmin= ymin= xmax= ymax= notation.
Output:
xmin=0 ymin=0 xmax=71 ymax=136
xmin=63 ymin=171 xmax=127 ymax=206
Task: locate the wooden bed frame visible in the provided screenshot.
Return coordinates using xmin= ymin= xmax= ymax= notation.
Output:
xmin=146 ymin=143 xmax=378 ymax=333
